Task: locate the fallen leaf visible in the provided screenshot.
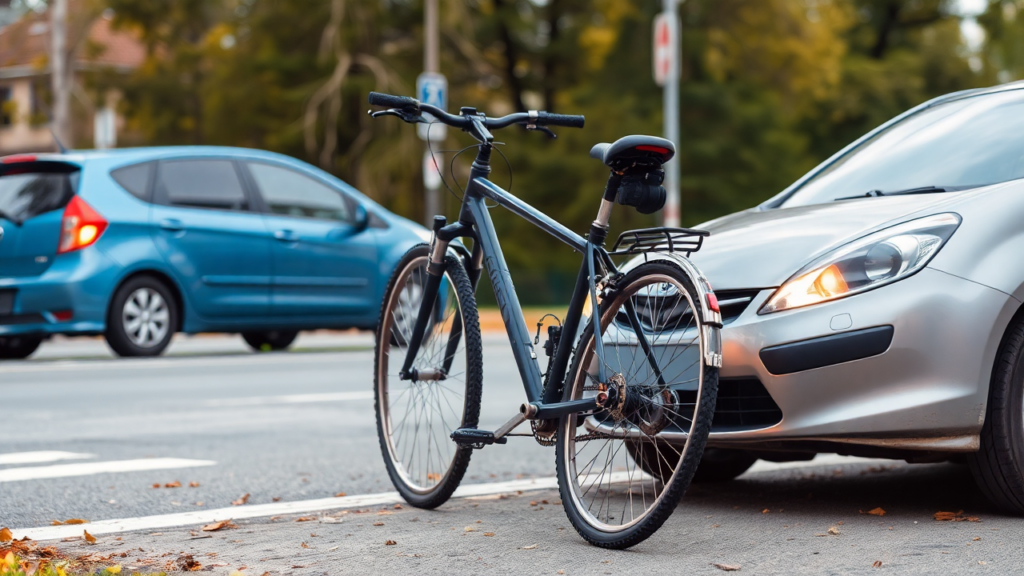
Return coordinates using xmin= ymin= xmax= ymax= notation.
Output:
xmin=464 ymin=526 xmax=475 ymax=532
xmin=761 ymin=509 xmax=769 ymax=514
xmin=189 ymin=482 xmax=200 ymax=488
xmin=484 ymin=532 xmax=495 ymax=537
xmin=393 ymin=504 xmax=403 ymax=510
xmin=300 ymin=542 xmax=310 ymax=549
xmin=232 ymin=493 xmax=250 ymax=506
xmin=201 ymin=520 xmax=236 ymax=532
xmin=53 ymin=519 xmax=88 ymax=525
xmin=861 ymin=508 xmax=886 ymax=516
xmin=0 ymin=527 xmax=12 ymax=542
xmin=164 ymin=481 xmax=181 ymax=488
xmin=827 ymin=526 xmax=840 ymax=536
xmin=713 ymin=563 xmax=741 ymax=571
xmin=873 ymin=561 xmax=883 ymax=568
xmin=294 ymin=516 xmax=316 ymax=522
xmin=522 ymin=544 xmax=538 ymax=550
xmin=426 ymin=473 xmax=441 ymax=481
xmin=373 ymin=522 xmax=384 ymax=527
xmin=557 ymin=571 xmax=565 ymax=575
xmin=973 ymin=537 xmax=981 ymax=541
xmin=934 ymin=510 xmax=981 ymax=522
xmin=384 ymin=540 xmax=397 ymax=546
xmin=530 ymin=501 xmax=538 ymax=506
xmin=328 ymin=546 xmax=339 ymax=551
xmin=175 ymin=554 xmax=201 ymax=571
xmin=334 ymin=492 xmax=347 ymax=498
xmin=272 ymin=497 xmax=281 ymax=502
xmin=84 ymin=530 xmax=97 ymax=544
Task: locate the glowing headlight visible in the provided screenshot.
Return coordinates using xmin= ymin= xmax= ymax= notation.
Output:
xmin=759 ymin=213 xmax=961 ymax=314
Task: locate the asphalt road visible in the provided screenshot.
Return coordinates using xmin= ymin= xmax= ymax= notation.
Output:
xmin=1 ymin=334 xmax=1019 ymax=574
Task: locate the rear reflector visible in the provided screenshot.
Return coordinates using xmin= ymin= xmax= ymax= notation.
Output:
xmin=707 ymin=293 xmax=720 ymax=313
xmin=52 ymin=310 xmax=74 ymax=322
xmin=1 ymin=154 xmax=38 ymax=164
xmin=58 ymin=196 xmax=108 ymax=254
xmin=636 ymin=145 xmax=670 ymax=155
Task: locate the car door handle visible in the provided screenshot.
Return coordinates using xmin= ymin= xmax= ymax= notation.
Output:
xmin=159 ymin=218 xmax=184 ymax=232
xmin=274 ymin=230 xmax=299 ymax=242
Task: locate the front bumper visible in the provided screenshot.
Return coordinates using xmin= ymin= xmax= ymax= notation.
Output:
xmin=702 ymin=267 xmax=1017 ymax=452
xmin=0 ymin=248 xmax=120 ymax=336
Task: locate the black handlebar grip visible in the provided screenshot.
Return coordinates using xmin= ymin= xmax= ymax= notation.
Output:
xmin=368 ymin=92 xmax=419 ymax=109
xmin=537 ymin=112 xmax=585 ymax=129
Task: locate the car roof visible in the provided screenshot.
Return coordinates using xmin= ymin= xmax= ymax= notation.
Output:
xmin=21 ymin=146 xmax=301 ymax=165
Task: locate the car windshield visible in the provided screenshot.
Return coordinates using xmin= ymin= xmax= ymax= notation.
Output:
xmin=780 ymin=88 xmax=1024 ymax=207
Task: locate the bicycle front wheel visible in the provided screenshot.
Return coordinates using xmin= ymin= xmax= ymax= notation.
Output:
xmin=374 ymin=244 xmax=483 ymax=509
xmin=556 ymin=259 xmax=718 ymax=549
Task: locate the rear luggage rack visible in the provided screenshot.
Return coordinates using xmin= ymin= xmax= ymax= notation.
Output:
xmin=608 ymin=227 xmax=709 ymax=257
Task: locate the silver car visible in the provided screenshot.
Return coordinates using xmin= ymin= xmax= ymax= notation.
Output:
xmin=628 ymin=81 xmax=1024 ymax=513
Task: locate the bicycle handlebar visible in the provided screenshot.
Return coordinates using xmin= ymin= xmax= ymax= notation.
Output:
xmin=367 ymin=91 xmax=584 ymax=133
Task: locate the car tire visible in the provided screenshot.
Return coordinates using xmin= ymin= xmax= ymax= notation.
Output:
xmin=242 ymin=330 xmax=299 ymax=352
xmin=627 ymin=443 xmax=757 ymax=483
xmin=105 ymin=276 xmax=178 ymax=358
xmin=0 ymin=335 xmax=43 ymax=360
xmin=969 ymin=315 xmax=1024 ymax=514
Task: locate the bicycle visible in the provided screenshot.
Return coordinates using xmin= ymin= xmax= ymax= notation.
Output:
xmin=368 ymin=91 xmax=723 ymax=549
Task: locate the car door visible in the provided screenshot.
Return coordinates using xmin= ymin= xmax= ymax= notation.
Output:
xmin=242 ymin=161 xmax=377 ymax=319
xmin=150 ymin=158 xmax=273 ymax=318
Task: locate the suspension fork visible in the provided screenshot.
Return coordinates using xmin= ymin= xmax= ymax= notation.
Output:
xmin=440 ymin=236 xmax=482 ymax=375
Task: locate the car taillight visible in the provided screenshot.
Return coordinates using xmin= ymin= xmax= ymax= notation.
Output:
xmin=58 ymin=196 xmax=108 ymax=254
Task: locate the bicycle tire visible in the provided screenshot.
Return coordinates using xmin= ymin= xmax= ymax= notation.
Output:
xmin=374 ymin=244 xmax=483 ymax=509
xmin=555 ymin=259 xmax=718 ymax=549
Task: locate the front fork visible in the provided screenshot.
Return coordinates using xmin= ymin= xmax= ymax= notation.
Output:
xmin=400 ymin=216 xmax=476 ymax=381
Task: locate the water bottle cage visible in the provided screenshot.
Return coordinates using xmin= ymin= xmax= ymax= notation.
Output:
xmin=616 ymin=168 xmax=667 ymax=214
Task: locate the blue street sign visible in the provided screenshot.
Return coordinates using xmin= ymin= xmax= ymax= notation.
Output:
xmin=416 ymin=72 xmax=447 ymax=141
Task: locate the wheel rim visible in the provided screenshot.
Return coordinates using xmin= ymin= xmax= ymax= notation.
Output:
xmin=562 ymin=273 xmax=705 ymax=532
xmin=378 ymin=256 xmax=468 ymax=494
xmin=122 ymin=287 xmax=170 ymax=348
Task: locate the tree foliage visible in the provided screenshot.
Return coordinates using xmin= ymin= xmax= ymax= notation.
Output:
xmin=97 ymin=0 xmax=1015 ymax=301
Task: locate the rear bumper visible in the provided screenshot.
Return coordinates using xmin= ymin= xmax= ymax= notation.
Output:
xmin=0 ymin=247 xmax=119 ymax=336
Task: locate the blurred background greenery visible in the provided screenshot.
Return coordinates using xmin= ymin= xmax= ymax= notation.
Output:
xmin=45 ymin=0 xmax=1024 ymax=302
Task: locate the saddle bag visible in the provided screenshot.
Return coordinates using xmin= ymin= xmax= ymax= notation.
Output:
xmin=616 ymin=168 xmax=666 ymax=214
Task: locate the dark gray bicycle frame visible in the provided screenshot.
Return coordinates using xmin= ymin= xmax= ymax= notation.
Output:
xmin=398 ymin=148 xmax=668 ymax=422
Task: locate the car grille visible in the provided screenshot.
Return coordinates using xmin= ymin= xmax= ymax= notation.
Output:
xmin=711 ymin=377 xmax=783 ymax=432
xmin=613 ymin=288 xmax=760 ymax=333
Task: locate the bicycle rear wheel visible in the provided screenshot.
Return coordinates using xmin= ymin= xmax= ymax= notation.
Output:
xmin=374 ymin=244 xmax=483 ymax=509
xmin=555 ymin=259 xmax=718 ymax=549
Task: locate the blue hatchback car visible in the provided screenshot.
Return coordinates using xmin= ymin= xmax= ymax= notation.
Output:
xmin=0 ymin=147 xmax=428 ymax=358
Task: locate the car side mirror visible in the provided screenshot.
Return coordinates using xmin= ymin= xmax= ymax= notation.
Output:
xmin=352 ymin=204 xmax=369 ymax=233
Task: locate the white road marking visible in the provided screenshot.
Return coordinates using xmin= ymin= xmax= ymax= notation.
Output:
xmin=8 ymin=456 xmax=900 ymax=541
xmin=11 ymin=477 xmax=560 ymax=541
xmin=0 ymin=458 xmax=216 ymax=483
xmin=204 ymin=391 xmax=374 ymax=407
xmin=0 ymin=352 xmax=369 ymax=375
xmin=0 ymin=451 xmax=95 ymax=466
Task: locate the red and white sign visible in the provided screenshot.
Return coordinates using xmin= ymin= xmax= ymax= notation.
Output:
xmin=653 ymin=12 xmax=677 ymax=87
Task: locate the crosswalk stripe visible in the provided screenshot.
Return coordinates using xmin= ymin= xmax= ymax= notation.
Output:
xmin=0 ymin=458 xmax=216 ymax=482
xmin=203 ymin=390 xmax=374 ymax=407
xmin=0 ymin=451 xmax=95 ymax=466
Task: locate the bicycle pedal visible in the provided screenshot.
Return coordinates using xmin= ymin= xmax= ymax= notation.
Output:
xmin=451 ymin=427 xmax=508 ymax=449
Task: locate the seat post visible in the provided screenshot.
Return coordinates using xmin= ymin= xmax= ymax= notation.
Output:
xmin=593 ymin=172 xmax=623 ymax=229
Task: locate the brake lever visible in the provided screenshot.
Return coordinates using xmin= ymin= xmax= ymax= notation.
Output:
xmin=522 ymin=124 xmax=557 ymax=139
xmin=368 ymin=108 xmax=425 ymax=124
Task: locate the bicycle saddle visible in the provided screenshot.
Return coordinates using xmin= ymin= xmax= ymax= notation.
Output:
xmin=589 ymin=135 xmax=675 ymax=167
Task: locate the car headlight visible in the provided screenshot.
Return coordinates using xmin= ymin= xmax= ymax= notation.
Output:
xmin=759 ymin=213 xmax=961 ymax=314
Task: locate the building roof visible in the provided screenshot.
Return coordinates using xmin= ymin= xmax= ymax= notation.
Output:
xmin=0 ymin=4 xmax=144 ymax=74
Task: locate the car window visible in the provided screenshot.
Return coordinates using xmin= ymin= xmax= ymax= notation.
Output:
xmin=782 ymin=89 xmax=1024 ymax=207
xmin=111 ymin=162 xmax=153 ymax=201
xmin=158 ymin=160 xmax=248 ymax=211
xmin=247 ymin=162 xmax=351 ymax=222
xmin=0 ymin=169 xmax=76 ymax=225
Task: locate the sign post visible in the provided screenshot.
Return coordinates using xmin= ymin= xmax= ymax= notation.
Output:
xmin=419 ymin=0 xmax=444 ymax=225
xmin=653 ymin=2 xmax=680 ymax=227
